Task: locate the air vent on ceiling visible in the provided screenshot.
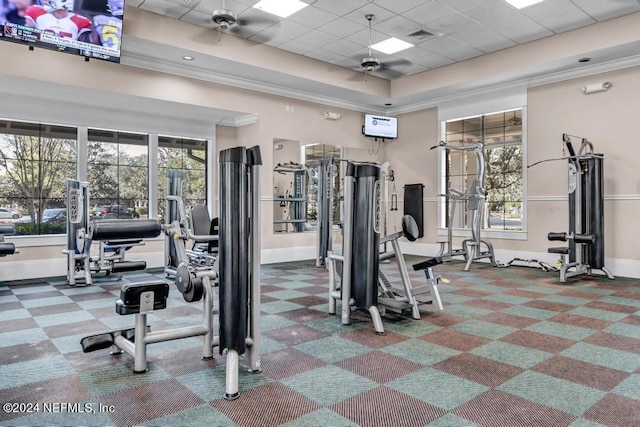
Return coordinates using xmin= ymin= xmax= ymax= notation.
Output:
xmin=406 ymin=29 xmax=434 ymax=41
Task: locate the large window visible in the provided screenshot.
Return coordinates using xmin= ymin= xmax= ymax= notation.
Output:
xmin=443 ymin=109 xmax=523 ymax=231
xmin=0 ymin=120 xmax=76 ymax=235
xmin=88 ymin=129 xmax=149 ymax=219
xmin=157 ymin=136 xmax=207 ymax=220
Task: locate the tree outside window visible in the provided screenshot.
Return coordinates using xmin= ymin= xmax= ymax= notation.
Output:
xmin=443 ymin=109 xmax=523 ymax=231
xmin=0 ymin=120 xmax=76 ymax=235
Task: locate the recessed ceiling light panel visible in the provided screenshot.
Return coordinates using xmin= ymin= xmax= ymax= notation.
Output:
xmin=504 ymin=0 xmax=545 ymax=9
xmin=371 ymin=37 xmax=414 ymax=55
xmin=253 ymin=0 xmax=308 ymax=18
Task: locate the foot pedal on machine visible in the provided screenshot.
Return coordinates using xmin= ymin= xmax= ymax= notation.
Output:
xmin=81 ymin=333 xmax=114 ymax=353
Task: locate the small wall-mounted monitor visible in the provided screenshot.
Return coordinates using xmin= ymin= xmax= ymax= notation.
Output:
xmin=363 ymin=114 xmax=397 ymax=139
xmin=0 ymin=0 xmax=124 ymax=63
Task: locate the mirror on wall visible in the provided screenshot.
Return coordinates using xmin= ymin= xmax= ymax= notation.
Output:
xmin=273 ymin=139 xmax=341 ymax=233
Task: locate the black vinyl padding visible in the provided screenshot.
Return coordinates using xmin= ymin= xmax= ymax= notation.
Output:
xmin=401 ymin=215 xmax=419 ymax=242
xmin=548 ymin=247 xmax=570 ymax=255
xmin=110 ymin=261 xmax=147 ymax=273
xmin=548 ymin=232 xmax=567 ymax=241
xmin=190 ymin=205 xmax=211 ymax=238
xmin=0 ymin=224 xmax=15 ymax=235
xmin=116 ymin=282 xmax=169 ymax=315
xmin=88 ymin=219 xmax=161 ymax=240
xmin=81 ymin=333 xmax=114 ymax=353
xmin=413 ymin=256 xmax=444 ymax=270
xmin=574 ymin=234 xmax=595 ymax=244
xmin=0 ymin=242 xmax=16 ymax=255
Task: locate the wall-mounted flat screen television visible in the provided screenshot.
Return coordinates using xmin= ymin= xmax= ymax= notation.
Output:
xmin=0 ymin=0 xmax=124 ymax=63
xmin=363 ymin=114 xmax=398 ymax=139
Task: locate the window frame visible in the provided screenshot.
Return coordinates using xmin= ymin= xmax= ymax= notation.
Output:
xmin=438 ymin=106 xmax=528 ymax=240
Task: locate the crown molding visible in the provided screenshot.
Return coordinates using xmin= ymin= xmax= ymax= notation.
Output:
xmin=122 ymin=48 xmax=388 ymax=115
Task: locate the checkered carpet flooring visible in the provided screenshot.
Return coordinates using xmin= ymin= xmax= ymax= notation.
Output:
xmin=1 ymin=257 xmax=640 ymax=426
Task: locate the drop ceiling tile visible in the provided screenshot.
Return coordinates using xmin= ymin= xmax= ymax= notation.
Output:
xmin=287 ymin=5 xmax=340 ymax=27
xmin=267 ymin=19 xmax=313 ymax=39
xmin=411 ymin=52 xmax=456 ymax=68
xmin=576 ymin=1 xmax=640 ymax=22
xmin=534 ymin=8 xmax=596 ymax=33
xmin=434 ymin=0 xmax=491 ymax=13
xmin=394 ymin=45 xmax=437 ymax=61
xmin=342 ymin=3 xmax=397 ymax=26
xmin=403 ymin=1 xmax=460 ymax=26
xmin=312 ymin=0 xmax=370 ymax=16
xmin=304 ymin=47 xmax=343 ymax=62
xmin=139 ymin=0 xmax=192 ymax=18
xmin=371 ymin=0 xmax=429 ymax=14
xmin=344 ymin=28 xmax=389 ymax=48
xmin=278 ymin=39 xmax=315 ymax=55
xmin=519 ymin=0 xmax=581 ymax=21
xmin=328 ymin=56 xmax=362 ymax=69
xmin=233 ymin=7 xmax=280 ymax=36
xmin=449 ymin=24 xmax=517 ymax=52
xmin=195 ymin=0 xmax=252 ymax=15
xmin=295 ymin=29 xmax=340 ymax=47
xmin=323 ymin=38 xmax=365 ymax=56
xmin=463 ymin=2 xmax=537 ymax=31
xmin=422 ymin=12 xmax=479 ymax=35
xmin=422 ymin=36 xmax=484 ymax=61
xmin=498 ymin=21 xmax=554 ymax=44
xmin=373 ymin=15 xmax=423 ymax=39
xmin=318 ymin=17 xmax=367 ymax=38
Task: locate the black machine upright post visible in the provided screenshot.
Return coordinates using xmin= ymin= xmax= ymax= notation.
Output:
xmin=336 ymin=161 xmax=384 ymax=334
xmin=218 ymin=145 xmax=262 ymax=400
xmin=316 ymin=158 xmax=333 ymax=267
xmin=548 ymin=134 xmax=613 ymax=282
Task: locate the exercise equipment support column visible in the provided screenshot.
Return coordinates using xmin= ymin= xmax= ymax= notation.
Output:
xmin=218 ymin=145 xmax=262 ymax=400
xmin=328 ymin=161 xmax=384 ymax=335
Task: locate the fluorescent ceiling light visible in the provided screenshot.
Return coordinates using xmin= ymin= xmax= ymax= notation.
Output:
xmin=371 ymin=37 xmax=414 ymax=55
xmin=503 ymin=0 xmax=545 ymax=9
xmin=253 ymin=0 xmax=308 ymax=18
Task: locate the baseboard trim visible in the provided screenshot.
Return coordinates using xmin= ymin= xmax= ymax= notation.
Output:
xmin=399 ymin=242 xmax=640 ymax=279
xmin=2 ymin=245 xmax=638 ymax=282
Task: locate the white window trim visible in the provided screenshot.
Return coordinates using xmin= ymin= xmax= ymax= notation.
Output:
xmin=437 ymin=87 xmax=528 ymax=240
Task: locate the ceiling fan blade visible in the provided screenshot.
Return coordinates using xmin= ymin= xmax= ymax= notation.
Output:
xmin=383 ymin=58 xmax=413 ymax=68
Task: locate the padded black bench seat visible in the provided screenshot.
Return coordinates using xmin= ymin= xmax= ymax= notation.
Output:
xmin=116 ymin=282 xmax=170 ymax=315
xmin=413 ymin=256 xmax=444 ymax=271
xmin=548 ymin=247 xmax=570 ymax=255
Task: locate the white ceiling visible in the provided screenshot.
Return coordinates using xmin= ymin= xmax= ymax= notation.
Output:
xmin=129 ymin=0 xmax=640 ymax=79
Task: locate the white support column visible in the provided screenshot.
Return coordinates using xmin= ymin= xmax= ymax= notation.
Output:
xmin=77 ymin=126 xmax=88 ymax=181
xmin=148 ymin=134 xmax=159 ymax=219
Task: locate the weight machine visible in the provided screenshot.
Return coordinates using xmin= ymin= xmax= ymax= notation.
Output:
xmin=434 ymin=141 xmax=496 ymax=271
xmin=164 ymin=170 xmax=218 ymax=279
xmin=544 ymin=134 xmax=614 ymax=282
xmin=81 ymin=145 xmax=262 ymax=401
xmin=326 ymin=161 xmax=445 ymax=334
xmin=65 ymin=179 xmax=159 ymax=286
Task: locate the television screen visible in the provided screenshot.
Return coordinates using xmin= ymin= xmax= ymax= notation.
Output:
xmin=0 ymin=0 xmax=124 ymax=63
xmin=363 ymin=114 xmax=398 ymax=139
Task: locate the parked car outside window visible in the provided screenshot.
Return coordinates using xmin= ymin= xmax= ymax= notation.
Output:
xmin=16 ymin=208 xmax=67 ymax=223
xmin=0 ymin=208 xmax=21 ymax=220
xmin=92 ymin=205 xmax=140 ymax=219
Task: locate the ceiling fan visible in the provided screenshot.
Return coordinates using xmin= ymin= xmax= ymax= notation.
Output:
xmin=355 ymin=14 xmax=412 ymax=81
xmin=211 ymin=0 xmax=279 ymax=42
xmin=361 ymin=14 xmax=381 ymax=77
